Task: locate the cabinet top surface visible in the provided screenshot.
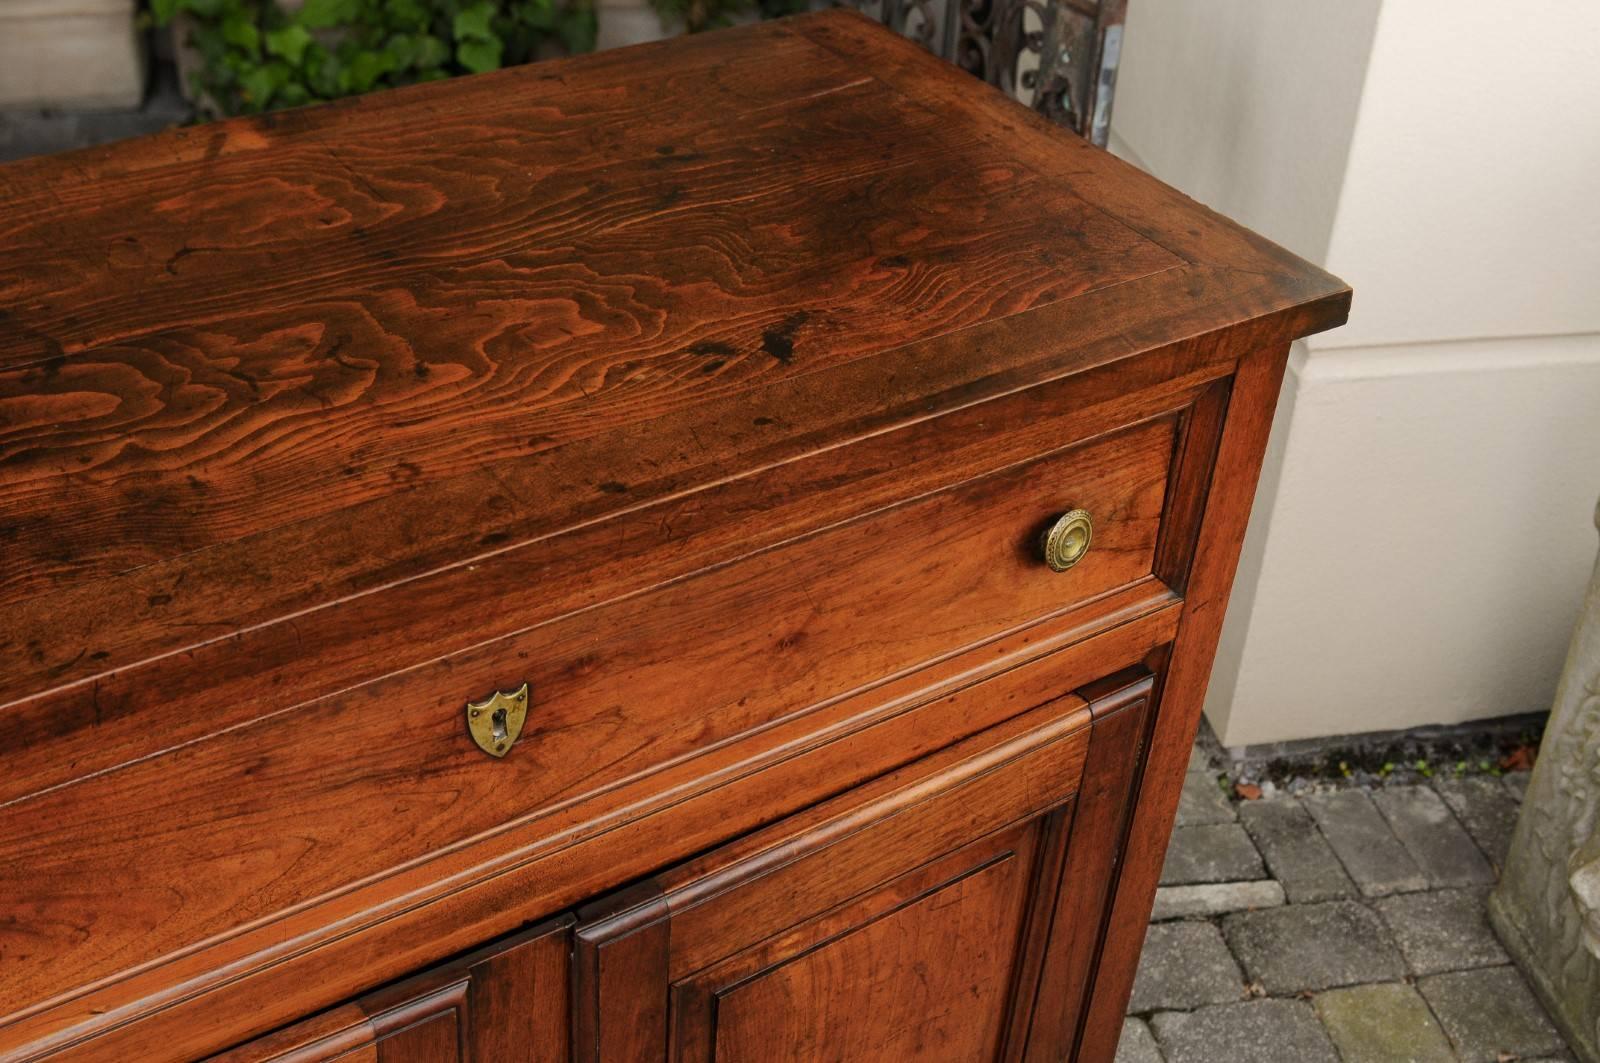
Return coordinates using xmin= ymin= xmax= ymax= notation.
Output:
xmin=0 ymin=11 xmax=1346 ymax=705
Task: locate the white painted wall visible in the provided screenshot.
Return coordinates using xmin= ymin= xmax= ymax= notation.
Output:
xmin=1107 ymin=0 xmax=1380 ymax=266
xmin=1112 ymin=0 xmax=1600 ymax=746
xmin=1319 ymin=2 xmax=1600 ymax=349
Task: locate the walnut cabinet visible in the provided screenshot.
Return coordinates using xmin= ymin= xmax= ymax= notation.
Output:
xmin=0 ymin=10 xmax=1347 ymax=1061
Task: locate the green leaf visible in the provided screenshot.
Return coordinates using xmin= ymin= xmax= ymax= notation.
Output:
xmin=413 ymin=33 xmax=450 ymax=68
xmin=383 ymin=0 xmax=430 ymax=29
xmin=381 ymin=31 xmax=415 ymax=67
xmin=174 ymin=0 xmax=604 ymax=120
xmin=340 ymin=48 xmax=392 ymax=92
xmin=456 ymin=36 xmax=502 ymax=73
xmin=556 ymin=5 xmax=595 ymax=52
xmin=452 ymin=1 xmax=497 ymax=41
xmin=518 ymin=4 xmax=557 ymax=30
xmin=308 ymin=52 xmax=344 ymax=96
xmin=184 ymin=0 xmax=233 ymax=18
xmin=189 ymin=22 xmax=230 ymax=62
xmin=265 ymin=24 xmax=314 ymax=65
xmin=239 ymin=65 xmax=279 ymax=109
xmin=222 ymin=12 xmax=261 ymax=53
xmin=298 ymin=0 xmax=361 ymax=29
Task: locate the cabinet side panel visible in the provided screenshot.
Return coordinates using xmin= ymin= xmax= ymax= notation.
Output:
xmin=1075 ymin=341 xmax=1292 ymax=1060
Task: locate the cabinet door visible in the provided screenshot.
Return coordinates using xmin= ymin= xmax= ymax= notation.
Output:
xmin=209 ymin=917 xmax=572 ymax=1063
xmin=573 ymin=674 xmax=1151 ymax=1063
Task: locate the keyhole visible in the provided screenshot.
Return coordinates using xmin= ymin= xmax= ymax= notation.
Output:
xmin=491 ymin=707 xmax=509 ymax=743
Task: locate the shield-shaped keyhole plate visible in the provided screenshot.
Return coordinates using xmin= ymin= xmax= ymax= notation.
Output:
xmin=466 ymin=682 xmax=529 ymax=758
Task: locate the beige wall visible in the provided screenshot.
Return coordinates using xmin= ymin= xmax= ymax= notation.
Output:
xmin=1112 ymin=0 xmax=1600 ymax=746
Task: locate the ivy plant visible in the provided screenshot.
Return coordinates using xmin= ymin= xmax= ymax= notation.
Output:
xmin=151 ymin=0 xmax=596 ymax=117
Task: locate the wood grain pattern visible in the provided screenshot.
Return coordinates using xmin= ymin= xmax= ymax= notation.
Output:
xmin=0 ymin=416 xmax=1171 ymax=1016
xmin=709 ymin=831 xmax=1038 ymax=1062
xmin=0 ymin=26 xmax=1175 ymax=604
xmin=209 ymin=916 xmax=571 ymax=1062
xmin=0 ymin=11 xmax=1350 ymax=1059
xmin=0 ymin=338 xmax=1222 ymax=807
xmin=0 ymin=603 xmax=1167 ymax=1062
xmin=572 ymin=694 xmax=1096 ymax=1061
xmin=1020 ymin=673 xmax=1154 ymax=1061
xmin=0 ymin=8 xmax=1343 ymax=733
xmin=1075 ymin=342 xmax=1298 ymax=1061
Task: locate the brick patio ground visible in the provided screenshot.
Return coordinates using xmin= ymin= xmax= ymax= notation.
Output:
xmin=1122 ymin=734 xmax=1570 ymax=1062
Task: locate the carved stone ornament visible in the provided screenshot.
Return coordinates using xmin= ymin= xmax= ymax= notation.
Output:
xmin=1491 ymin=495 xmax=1600 ymax=1063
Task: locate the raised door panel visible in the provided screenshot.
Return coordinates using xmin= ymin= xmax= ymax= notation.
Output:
xmin=574 ymin=672 xmax=1153 ymax=1062
xmin=209 ymin=917 xmax=571 ymax=1063
xmin=693 ymin=818 xmax=1052 ymax=1063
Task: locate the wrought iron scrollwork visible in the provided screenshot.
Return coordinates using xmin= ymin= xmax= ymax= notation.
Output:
xmin=837 ymin=0 xmax=1126 ymax=145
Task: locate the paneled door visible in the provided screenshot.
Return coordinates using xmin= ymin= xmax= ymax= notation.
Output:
xmin=209 ymin=918 xmax=572 ymax=1062
xmin=573 ymin=673 xmax=1153 ymax=1062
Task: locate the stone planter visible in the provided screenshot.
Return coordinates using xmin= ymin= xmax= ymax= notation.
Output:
xmin=168 ymin=14 xmax=215 ymax=116
xmin=595 ymin=0 xmax=759 ymax=52
xmin=596 ymin=0 xmax=671 ymax=50
xmin=0 ymin=0 xmax=145 ymax=110
xmin=1491 ymin=495 xmax=1600 ymax=1063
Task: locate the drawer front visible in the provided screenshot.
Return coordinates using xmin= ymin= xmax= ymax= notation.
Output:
xmin=0 ymin=416 xmax=1179 ymax=1046
xmin=493 ymin=413 xmax=1173 ymax=792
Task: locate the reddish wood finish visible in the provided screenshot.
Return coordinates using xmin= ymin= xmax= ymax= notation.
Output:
xmin=0 ymin=333 xmax=1220 ymax=808
xmin=572 ymin=675 xmax=1153 ymax=1062
xmin=0 ymin=9 xmax=1347 ymax=1060
xmin=572 ymin=691 xmax=1105 ymax=1061
xmin=0 ymin=415 xmax=1174 ymax=1020
xmin=1075 ymin=343 xmax=1299 ymax=1061
xmin=209 ymin=918 xmax=572 ymax=1062
xmin=1021 ymin=673 xmax=1155 ymax=1061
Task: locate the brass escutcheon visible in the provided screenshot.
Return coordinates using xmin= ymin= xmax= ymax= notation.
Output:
xmin=1041 ymin=509 xmax=1093 ymax=572
xmin=466 ymin=682 xmax=530 ymax=758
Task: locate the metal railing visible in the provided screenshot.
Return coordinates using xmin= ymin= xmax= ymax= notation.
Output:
xmin=842 ymin=0 xmax=1126 ymax=144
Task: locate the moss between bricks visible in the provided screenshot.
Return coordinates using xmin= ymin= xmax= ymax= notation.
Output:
xmin=1204 ymin=712 xmax=1546 ymax=798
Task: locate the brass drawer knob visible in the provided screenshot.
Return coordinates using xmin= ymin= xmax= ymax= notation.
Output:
xmin=1041 ymin=509 xmax=1093 ymax=572
xmin=467 ymin=682 xmax=530 ymax=758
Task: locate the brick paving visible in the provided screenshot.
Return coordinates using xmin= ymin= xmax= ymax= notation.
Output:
xmin=1121 ymin=732 xmax=1571 ymax=1062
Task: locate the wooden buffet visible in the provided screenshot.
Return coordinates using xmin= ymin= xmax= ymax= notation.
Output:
xmin=0 ymin=11 xmax=1348 ymax=1061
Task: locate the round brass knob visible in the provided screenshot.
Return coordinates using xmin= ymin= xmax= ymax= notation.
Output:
xmin=1041 ymin=509 xmax=1093 ymax=572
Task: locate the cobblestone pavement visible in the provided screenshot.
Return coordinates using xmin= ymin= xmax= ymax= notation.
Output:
xmin=1119 ymin=736 xmax=1570 ymax=1063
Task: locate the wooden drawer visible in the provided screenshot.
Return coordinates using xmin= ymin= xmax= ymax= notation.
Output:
xmin=477 ymin=412 xmax=1174 ymax=794
xmin=0 ymin=415 xmax=1178 ymax=1033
